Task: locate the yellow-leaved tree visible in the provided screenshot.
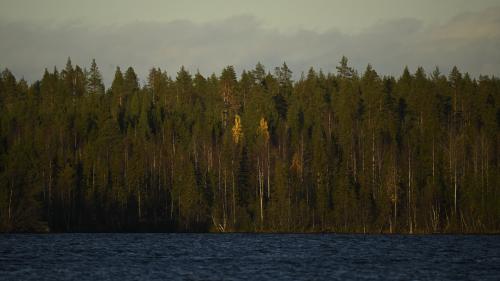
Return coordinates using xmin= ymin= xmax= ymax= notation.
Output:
xmin=232 ymin=114 xmax=243 ymax=144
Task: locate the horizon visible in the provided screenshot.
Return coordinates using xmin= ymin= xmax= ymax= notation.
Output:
xmin=3 ymin=56 xmax=498 ymax=90
xmin=1 ymin=0 xmax=500 ymax=85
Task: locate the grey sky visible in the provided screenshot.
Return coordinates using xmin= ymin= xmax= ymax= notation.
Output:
xmin=1 ymin=0 xmax=500 ymax=85
xmin=2 ymin=0 xmax=499 ymax=33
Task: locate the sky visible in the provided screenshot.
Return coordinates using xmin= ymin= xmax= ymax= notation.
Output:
xmin=1 ymin=0 xmax=500 ymax=85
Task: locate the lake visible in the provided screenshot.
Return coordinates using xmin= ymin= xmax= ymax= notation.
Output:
xmin=0 ymin=234 xmax=499 ymax=280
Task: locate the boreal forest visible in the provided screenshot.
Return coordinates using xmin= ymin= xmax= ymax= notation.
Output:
xmin=0 ymin=57 xmax=498 ymax=233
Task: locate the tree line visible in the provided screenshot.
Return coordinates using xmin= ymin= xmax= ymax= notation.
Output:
xmin=0 ymin=57 xmax=498 ymax=233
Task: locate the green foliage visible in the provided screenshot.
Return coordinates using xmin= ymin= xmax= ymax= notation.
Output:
xmin=87 ymin=59 xmax=105 ymax=95
xmin=0 ymin=58 xmax=498 ymax=233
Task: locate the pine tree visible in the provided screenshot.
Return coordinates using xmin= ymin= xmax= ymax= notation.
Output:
xmin=87 ymin=59 xmax=104 ymax=95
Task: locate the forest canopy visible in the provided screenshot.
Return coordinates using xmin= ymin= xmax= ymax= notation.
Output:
xmin=0 ymin=57 xmax=498 ymax=233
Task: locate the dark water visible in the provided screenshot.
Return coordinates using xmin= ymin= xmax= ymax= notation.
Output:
xmin=0 ymin=234 xmax=499 ymax=281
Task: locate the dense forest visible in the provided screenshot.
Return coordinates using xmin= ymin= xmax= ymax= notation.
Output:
xmin=0 ymin=57 xmax=498 ymax=233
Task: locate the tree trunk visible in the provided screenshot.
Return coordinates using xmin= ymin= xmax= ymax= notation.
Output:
xmin=8 ymin=181 xmax=13 ymax=224
xmin=232 ymin=166 xmax=236 ymax=226
xmin=408 ymin=144 xmax=413 ymax=234
xmin=454 ymin=156 xmax=458 ymax=216
xmin=48 ymin=160 xmax=52 ymax=223
xmin=267 ymin=145 xmax=271 ymax=199
xmin=372 ymin=130 xmax=376 ymax=194
xmin=138 ymin=189 xmax=141 ymax=220
xmin=258 ymin=158 xmax=264 ymax=228
xmin=393 ymin=164 xmax=397 ymax=232
xmin=432 ymin=137 xmax=435 ymax=184
xmin=223 ymin=169 xmax=227 ymax=230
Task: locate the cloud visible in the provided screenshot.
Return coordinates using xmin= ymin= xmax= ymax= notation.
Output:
xmin=1 ymin=7 xmax=499 ymax=86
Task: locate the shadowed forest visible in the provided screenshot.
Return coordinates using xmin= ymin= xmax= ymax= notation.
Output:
xmin=0 ymin=57 xmax=498 ymax=233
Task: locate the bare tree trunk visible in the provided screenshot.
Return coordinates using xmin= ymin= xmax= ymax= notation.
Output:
xmin=408 ymin=144 xmax=413 ymax=234
xmin=481 ymin=135 xmax=485 ymax=211
xmin=449 ymin=129 xmax=456 ymax=221
xmin=171 ymin=134 xmax=176 ymax=220
xmin=362 ymin=128 xmax=366 ymax=176
xmin=288 ymin=178 xmax=292 ymax=231
xmin=223 ymin=169 xmax=227 ymax=230
xmin=390 ymin=217 xmax=393 ymax=234
xmin=393 ymin=165 xmax=397 ymax=232
xmin=432 ymin=136 xmax=435 ymax=184
xmin=352 ymin=137 xmax=357 ymax=182
xmin=48 ymin=160 xmax=52 ymax=221
xmin=267 ymin=145 xmax=271 ymax=199
xmin=328 ymin=112 xmax=332 ymax=138
xmin=170 ymin=194 xmax=174 ymax=220
xmin=8 ymin=181 xmax=13 ymax=224
xmin=372 ymin=130 xmax=376 ymax=194
xmin=232 ymin=165 xmax=236 ymax=226
xmin=454 ymin=156 xmax=458 ymax=216
xmin=301 ymin=133 xmax=304 ymax=181
xmin=258 ymin=158 xmax=264 ymax=228
xmin=485 ymin=144 xmax=489 ymax=198
xmin=138 ymin=189 xmax=141 ymax=220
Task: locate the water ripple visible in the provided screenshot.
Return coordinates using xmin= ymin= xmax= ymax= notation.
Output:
xmin=0 ymin=234 xmax=499 ymax=281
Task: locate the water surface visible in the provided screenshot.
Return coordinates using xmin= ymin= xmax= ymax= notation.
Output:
xmin=1 ymin=234 xmax=499 ymax=280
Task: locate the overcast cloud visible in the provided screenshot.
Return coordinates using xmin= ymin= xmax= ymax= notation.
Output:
xmin=1 ymin=6 xmax=499 ymax=85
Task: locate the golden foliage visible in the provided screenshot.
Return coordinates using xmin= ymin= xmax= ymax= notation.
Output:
xmin=232 ymin=114 xmax=243 ymax=144
xmin=257 ymin=117 xmax=269 ymax=143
